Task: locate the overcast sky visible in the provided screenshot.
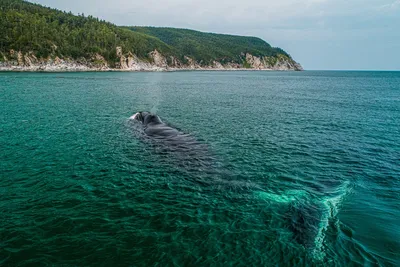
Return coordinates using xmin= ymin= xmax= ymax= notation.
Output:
xmin=30 ymin=0 xmax=400 ymax=70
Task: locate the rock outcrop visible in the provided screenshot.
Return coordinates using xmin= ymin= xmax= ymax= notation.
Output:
xmin=0 ymin=47 xmax=303 ymax=72
xmin=149 ymin=50 xmax=167 ymax=68
xmin=244 ymin=53 xmax=303 ymax=71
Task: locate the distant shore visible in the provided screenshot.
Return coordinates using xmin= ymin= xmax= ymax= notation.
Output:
xmin=0 ymin=62 xmax=302 ymax=72
xmin=0 ymin=48 xmax=303 ymax=73
xmin=0 ymin=67 xmax=302 ymax=72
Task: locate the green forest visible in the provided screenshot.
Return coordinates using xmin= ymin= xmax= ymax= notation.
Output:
xmin=128 ymin=27 xmax=289 ymax=64
xmin=0 ymin=0 xmax=293 ymax=66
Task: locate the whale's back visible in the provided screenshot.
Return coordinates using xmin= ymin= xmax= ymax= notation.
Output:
xmin=129 ymin=112 xmax=213 ymax=170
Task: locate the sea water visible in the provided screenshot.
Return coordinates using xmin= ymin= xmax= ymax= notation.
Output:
xmin=1 ymin=71 xmax=399 ymax=266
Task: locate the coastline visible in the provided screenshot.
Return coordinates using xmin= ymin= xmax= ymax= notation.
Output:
xmin=0 ymin=67 xmax=302 ymax=72
xmin=0 ymin=63 xmax=303 ymax=73
xmin=0 ymin=48 xmax=303 ymax=72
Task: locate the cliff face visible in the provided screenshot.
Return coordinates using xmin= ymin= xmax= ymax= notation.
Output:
xmin=0 ymin=47 xmax=303 ymax=72
xmin=245 ymin=53 xmax=303 ymax=71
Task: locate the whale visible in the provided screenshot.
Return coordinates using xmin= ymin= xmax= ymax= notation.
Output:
xmin=130 ymin=111 xmax=201 ymax=146
xmin=129 ymin=111 xmax=348 ymax=259
xmin=131 ymin=112 xmax=182 ymax=137
xmin=129 ymin=111 xmax=212 ymax=170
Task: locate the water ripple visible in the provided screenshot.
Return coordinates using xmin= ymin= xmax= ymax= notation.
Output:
xmin=1 ymin=71 xmax=399 ymax=266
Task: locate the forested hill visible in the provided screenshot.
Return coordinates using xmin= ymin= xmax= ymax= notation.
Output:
xmin=0 ymin=0 xmax=302 ymax=71
xmin=127 ymin=27 xmax=290 ymax=64
xmin=0 ymin=0 xmax=171 ymax=64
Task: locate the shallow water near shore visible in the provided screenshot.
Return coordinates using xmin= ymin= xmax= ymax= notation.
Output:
xmin=1 ymin=71 xmax=399 ymax=266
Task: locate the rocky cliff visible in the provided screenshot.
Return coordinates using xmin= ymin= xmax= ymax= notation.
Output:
xmin=0 ymin=47 xmax=303 ymax=72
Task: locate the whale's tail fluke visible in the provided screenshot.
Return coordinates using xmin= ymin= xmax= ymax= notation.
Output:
xmin=255 ymin=181 xmax=350 ymax=260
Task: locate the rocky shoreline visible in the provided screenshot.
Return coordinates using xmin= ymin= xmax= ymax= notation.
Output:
xmin=0 ymin=47 xmax=303 ymax=72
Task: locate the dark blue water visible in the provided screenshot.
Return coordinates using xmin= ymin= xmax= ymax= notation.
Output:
xmin=1 ymin=71 xmax=399 ymax=266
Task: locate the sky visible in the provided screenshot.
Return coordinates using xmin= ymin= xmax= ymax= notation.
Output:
xmin=30 ymin=0 xmax=400 ymax=70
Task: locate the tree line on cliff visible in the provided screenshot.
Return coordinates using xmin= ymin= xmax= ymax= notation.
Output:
xmin=0 ymin=0 xmax=293 ymax=66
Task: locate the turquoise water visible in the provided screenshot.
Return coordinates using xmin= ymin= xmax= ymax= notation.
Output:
xmin=1 ymin=71 xmax=399 ymax=266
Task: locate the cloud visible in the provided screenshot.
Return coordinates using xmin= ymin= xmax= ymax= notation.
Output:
xmin=380 ymin=0 xmax=400 ymax=10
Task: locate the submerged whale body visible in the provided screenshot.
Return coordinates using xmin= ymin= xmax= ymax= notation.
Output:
xmin=130 ymin=111 xmax=199 ymax=145
xmin=132 ymin=112 xmax=182 ymax=137
xmin=129 ymin=111 xmax=212 ymax=169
